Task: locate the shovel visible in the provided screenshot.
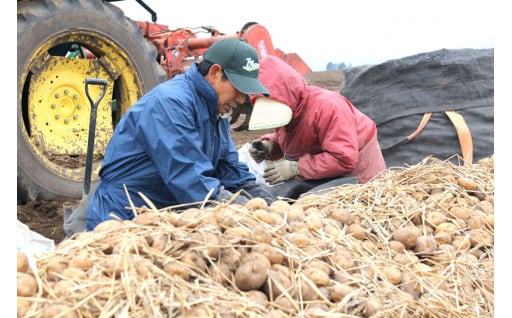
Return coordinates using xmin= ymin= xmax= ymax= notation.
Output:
xmin=83 ymin=78 xmax=108 ymax=196
xmin=63 ymin=78 xmax=108 ymax=237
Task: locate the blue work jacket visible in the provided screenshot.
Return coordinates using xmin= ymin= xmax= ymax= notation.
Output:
xmin=86 ymin=64 xmax=255 ymax=230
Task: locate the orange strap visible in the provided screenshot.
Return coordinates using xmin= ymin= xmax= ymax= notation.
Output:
xmin=444 ymin=110 xmax=473 ymax=165
xmin=406 ymin=112 xmax=432 ymax=141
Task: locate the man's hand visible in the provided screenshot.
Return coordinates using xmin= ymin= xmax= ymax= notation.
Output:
xmin=263 ymin=160 xmax=299 ymax=185
xmin=248 ymin=140 xmax=272 ymax=163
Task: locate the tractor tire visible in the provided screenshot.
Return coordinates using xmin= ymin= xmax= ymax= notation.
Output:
xmin=17 ymin=0 xmax=166 ymax=203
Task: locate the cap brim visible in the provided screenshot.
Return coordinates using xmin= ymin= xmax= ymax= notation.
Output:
xmin=225 ymin=71 xmax=269 ymax=96
xmin=248 ymin=97 xmax=292 ymax=131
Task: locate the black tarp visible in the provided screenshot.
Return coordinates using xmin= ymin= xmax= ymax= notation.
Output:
xmin=340 ymin=48 xmax=494 ymax=168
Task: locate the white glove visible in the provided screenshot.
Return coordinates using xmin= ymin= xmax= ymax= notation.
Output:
xmin=263 ymin=160 xmax=299 ymax=185
xmin=248 ymin=140 xmax=272 ymax=163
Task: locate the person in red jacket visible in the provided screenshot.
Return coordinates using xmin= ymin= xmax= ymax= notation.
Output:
xmin=247 ymin=55 xmax=387 ymax=199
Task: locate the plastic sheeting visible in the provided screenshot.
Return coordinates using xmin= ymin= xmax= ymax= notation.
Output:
xmin=341 ymin=48 xmax=493 ymax=168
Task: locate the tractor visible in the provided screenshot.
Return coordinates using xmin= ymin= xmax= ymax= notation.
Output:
xmin=17 ymin=0 xmax=311 ymax=204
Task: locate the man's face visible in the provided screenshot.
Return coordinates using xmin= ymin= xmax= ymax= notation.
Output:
xmin=209 ymin=65 xmax=247 ymax=115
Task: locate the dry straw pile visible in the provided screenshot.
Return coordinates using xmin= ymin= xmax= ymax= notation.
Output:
xmin=17 ymin=156 xmax=494 ymax=317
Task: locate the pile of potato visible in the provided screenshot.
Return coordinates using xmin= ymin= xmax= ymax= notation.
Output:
xmin=17 ymin=156 xmax=494 ymax=317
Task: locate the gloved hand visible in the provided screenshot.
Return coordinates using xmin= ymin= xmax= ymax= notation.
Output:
xmin=216 ymin=186 xmax=249 ymax=205
xmin=249 ymin=139 xmax=272 ymax=163
xmin=263 ymin=160 xmax=299 ymax=185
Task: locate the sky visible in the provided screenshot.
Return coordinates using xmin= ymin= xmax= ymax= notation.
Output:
xmin=113 ymin=0 xmax=496 ymax=71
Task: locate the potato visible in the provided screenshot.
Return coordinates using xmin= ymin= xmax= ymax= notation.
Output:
xmin=263 ymin=269 xmax=292 ymax=299
xmin=477 ymin=200 xmax=494 ymax=214
xmin=172 ymin=208 xmax=202 ymax=228
xmin=53 ymin=279 xmax=75 ymax=298
xmin=209 ymin=261 xmax=232 ymax=286
xmin=62 ymin=267 xmax=87 ymax=281
xmin=287 ymin=204 xmax=305 ymax=222
xmin=305 ymin=213 xmax=323 ymax=231
xmin=364 ymin=297 xmax=383 ymax=318
xmin=308 ymin=259 xmax=331 ymax=276
xmin=400 ymin=271 xmax=421 ymax=299
xmin=43 ymin=304 xmax=77 ymax=318
xmin=434 ymin=222 xmax=458 ymax=244
xmin=332 ymin=271 xmax=351 ymax=284
xmin=245 ymin=197 xmax=268 ymax=210
xmin=224 ymin=226 xmax=253 ymax=243
xmin=388 ymin=240 xmax=405 ymax=254
xmin=285 ymin=232 xmax=311 ymax=247
xmin=414 ymin=235 xmax=438 ymax=255
xmin=452 ymin=234 xmax=471 ymax=252
xmin=393 ymin=251 xmax=419 ymax=266
xmin=190 ymin=231 xmax=222 ymax=259
xmin=133 ymin=211 xmax=161 ymax=225
xmin=180 ymin=250 xmax=207 ymax=272
xmin=329 ymin=208 xmax=356 ymax=225
xmin=102 ymin=255 xmax=124 ymax=278
xmin=347 ymin=223 xmax=366 ymax=240
xmin=273 ymin=295 xmax=297 ymax=314
xmin=304 ymin=206 xmax=322 ymax=216
xmin=449 ymin=206 xmax=470 ymax=220
xmin=268 ymin=200 xmax=290 ymax=215
xmin=330 ymin=249 xmax=355 ymax=271
xmin=112 ymin=235 xmax=148 ymax=254
xmin=254 ymin=209 xmax=277 ymax=225
xmin=457 ymin=176 xmax=477 ymax=191
xmin=288 ymin=221 xmax=309 ymax=234
xmin=163 ymin=261 xmax=190 ymax=281
xmin=17 ymin=272 xmax=38 ymax=297
xmin=135 ymin=260 xmax=151 ymax=279
xmin=69 ymin=252 xmax=93 ymax=271
xmin=360 ymin=264 xmax=376 ymax=279
xmin=271 ymin=263 xmax=291 ymax=277
xmin=467 ymin=214 xmax=485 ymax=229
xmin=303 ymin=266 xmax=330 ymax=287
xmin=251 ymin=243 xmax=284 ymax=265
xmin=93 ymin=219 xmax=125 ymax=232
xmin=235 ymin=260 xmax=268 ymax=291
xmin=17 ymin=298 xmax=31 ymax=317
xmin=484 ymin=214 xmax=494 ymax=228
xmin=425 ymin=211 xmax=447 ymax=227
xmin=246 ymin=290 xmax=268 ymax=307
xmin=217 ymin=250 xmax=242 ymax=272
xmin=380 ymin=266 xmax=402 ymax=285
xmin=177 ymin=305 xmax=210 ymax=318
xmin=243 ymin=252 xmax=271 ymax=270
xmin=45 ymin=255 xmax=69 ymax=280
xmin=329 ymin=282 xmax=354 ymax=302
xmin=304 ymin=304 xmax=330 ymax=316
xmin=392 ymin=225 xmax=421 ymax=249
xmin=292 ymin=276 xmax=319 ymax=301
xmin=362 ymin=239 xmax=378 ymax=252
xmin=17 ymin=252 xmax=29 ymax=273
xmin=149 ymin=233 xmax=170 ymax=252
xmin=253 ymin=225 xmax=273 ymax=244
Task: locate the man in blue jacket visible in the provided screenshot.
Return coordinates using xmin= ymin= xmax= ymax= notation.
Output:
xmin=64 ymin=38 xmax=276 ymax=234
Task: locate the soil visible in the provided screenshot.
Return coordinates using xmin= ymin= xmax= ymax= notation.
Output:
xmin=16 ymin=70 xmax=344 ymax=244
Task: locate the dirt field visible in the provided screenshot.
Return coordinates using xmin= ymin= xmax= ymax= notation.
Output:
xmin=17 ymin=70 xmax=344 ymax=244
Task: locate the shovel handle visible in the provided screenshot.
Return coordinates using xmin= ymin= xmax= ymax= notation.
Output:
xmin=83 ymin=78 xmax=108 ymax=196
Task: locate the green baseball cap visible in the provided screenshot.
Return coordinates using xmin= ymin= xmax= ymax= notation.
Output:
xmin=204 ymin=38 xmax=269 ymax=96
